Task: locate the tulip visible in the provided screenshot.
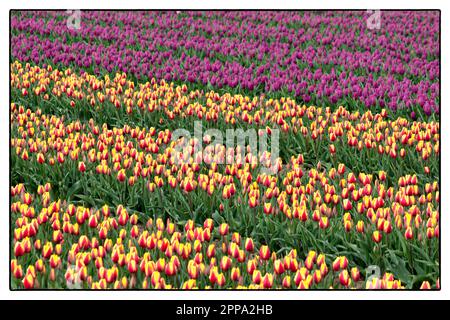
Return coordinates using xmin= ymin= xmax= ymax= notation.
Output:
xmin=22 ymin=273 xmax=34 ymax=289
xmin=405 ymin=227 xmax=413 ymax=240
xmin=351 ymin=267 xmax=360 ymax=282
xmin=372 ymin=230 xmax=382 ymax=243
xmin=319 ymin=262 xmax=328 ymax=277
xmin=252 ymin=270 xmax=262 ymax=284
xmin=313 ymin=269 xmax=322 ymax=284
xmin=150 ymin=271 xmax=161 ymax=287
xmin=426 ymin=227 xmax=435 ymax=239
xmin=244 ymin=238 xmax=254 ymax=252
xmin=339 ymin=270 xmax=351 ymax=287
xmin=274 ymin=259 xmax=285 ymax=275
xmin=78 ymin=161 xmax=86 ymax=172
xmin=329 ymin=144 xmax=336 ymax=154
xmin=118 ymin=209 xmax=129 ymax=226
xmin=259 ymin=245 xmax=270 ymax=260
xmin=217 ymin=273 xmax=226 ymax=287
xmin=304 ymin=256 xmax=314 ymax=270
xmin=88 ymin=215 xmax=98 ymax=228
xmin=247 ymin=260 xmax=257 ymax=275
xmin=299 ymin=208 xmax=308 ymax=221
xmin=248 ymin=196 xmax=258 ymax=208
xmin=262 ymin=273 xmax=273 ymax=289
xmin=184 ymin=180 xmax=195 ymax=193
xmin=316 ymin=254 xmax=325 ymax=266
xmin=356 ymin=220 xmax=364 ymax=233
xmin=127 ymin=259 xmax=138 ymax=273
xmin=220 ymin=256 xmax=232 ymax=271
xmin=319 ymin=216 xmax=329 ymax=229
xmin=282 ymin=275 xmax=291 ymax=288
xmin=203 ymin=218 xmax=214 ymax=231
xmin=13 ymin=264 xmax=23 ymax=279
xmin=14 ymin=241 xmax=25 ymax=257
xmin=366 ymin=277 xmax=382 ymax=289
xmin=35 ymin=259 xmax=45 ymax=273
xmin=209 ymin=267 xmax=219 ymax=285
xmin=219 ymin=223 xmax=229 ymax=236
xmin=343 ymin=199 xmax=352 ymax=211
xmin=263 ymin=202 xmax=272 ymax=214
xmin=165 ymin=261 xmax=177 ymax=276
xmin=37 ymin=153 xmax=45 ymax=164
xmin=117 ymin=169 xmax=126 ymax=182
xmin=49 ymin=254 xmax=61 ymax=268
xmin=420 ymin=281 xmax=431 ymax=290
xmin=344 ymin=220 xmax=352 ymax=232
xmin=298 ymin=280 xmax=309 ymax=289
xmin=230 ymin=267 xmax=241 ymax=281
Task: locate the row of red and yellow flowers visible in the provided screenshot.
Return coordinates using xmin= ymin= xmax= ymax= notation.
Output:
xmin=11 ymin=105 xmax=439 ymax=244
xmin=11 ymin=61 xmax=439 ymax=165
xmin=12 ymin=183 xmax=438 ymax=290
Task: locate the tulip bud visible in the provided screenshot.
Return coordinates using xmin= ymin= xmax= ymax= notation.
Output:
xmin=282 ymin=275 xmax=291 ymax=288
xmin=22 ymin=273 xmax=34 ymax=289
xmin=351 ymin=267 xmax=360 ymax=282
xmin=344 ymin=220 xmax=352 ymax=232
xmin=259 ymin=245 xmax=270 ymax=260
xmin=262 ymin=273 xmax=273 ymax=289
xmin=14 ymin=241 xmax=25 ymax=257
xmin=219 ymin=223 xmax=229 ymax=236
xmin=313 ymin=269 xmax=322 ymax=284
xmin=203 ymin=218 xmax=214 ymax=231
xmin=420 ymin=281 xmax=431 ymax=290
xmin=117 ymin=169 xmax=126 ymax=182
xmin=247 ymin=260 xmax=257 ymax=275
xmin=343 ymin=199 xmax=352 ymax=211
xmin=372 ymin=230 xmax=382 ymax=243
xmin=304 ymin=256 xmax=314 ymax=270
xmin=220 ymin=256 xmax=232 ymax=272
xmin=319 ymin=216 xmax=329 ymax=229
xmin=127 ymin=259 xmax=138 ymax=273
xmin=88 ymin=215 xmax=98 ymax=228
xmin=13 ymin=264 xmax=23 ymax=279
xmin=217 ymin=273 xmax=226 ymax=287
xmin=209 ymin=267 xmax=219 ymax=285
xmin=230 ymin=267 xmax=241 ymax=282
xmin=245 ymin=238 xmax=254 ymax=252
xmin=356 ymin=220 xmax=364 ymax=233
xmin=274 ymin=259 xmax=285 ymax=275
xmin=78 ymin=161 xmax=86 ymax=173
xmin=405 ymin=227 xmax=413 ymax=240
xmin=35 ymin=259 xmax=45 ymax=273
xmin=150 ymin=271 xmax=161 ymax=287
xmin=339 ymin=270 xmax=351 ymax=287
xmin=252 ymin=270 xmax=262 ymax=284
xmin=426 ymin=227 xmax=435 ymax=239
xmin=37 ymin=153 xmax=45 ymax=164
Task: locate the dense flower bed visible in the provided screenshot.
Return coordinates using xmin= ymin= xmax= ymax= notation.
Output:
xmin=10 ymin=61 xmax=439 ymax=289
xmin=10 ymin=11 xmax=439 ymax=290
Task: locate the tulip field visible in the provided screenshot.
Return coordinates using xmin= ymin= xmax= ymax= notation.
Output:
xmin=10 ymin=11 xmax=439 ymax=290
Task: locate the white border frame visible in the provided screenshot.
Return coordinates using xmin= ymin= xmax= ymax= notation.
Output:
xmin=1 ymin=0 xmax=447 ymax=300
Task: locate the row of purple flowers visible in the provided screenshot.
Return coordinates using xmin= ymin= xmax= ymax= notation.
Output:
xmin=11 ymin=10 xmax=439 ymax=115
